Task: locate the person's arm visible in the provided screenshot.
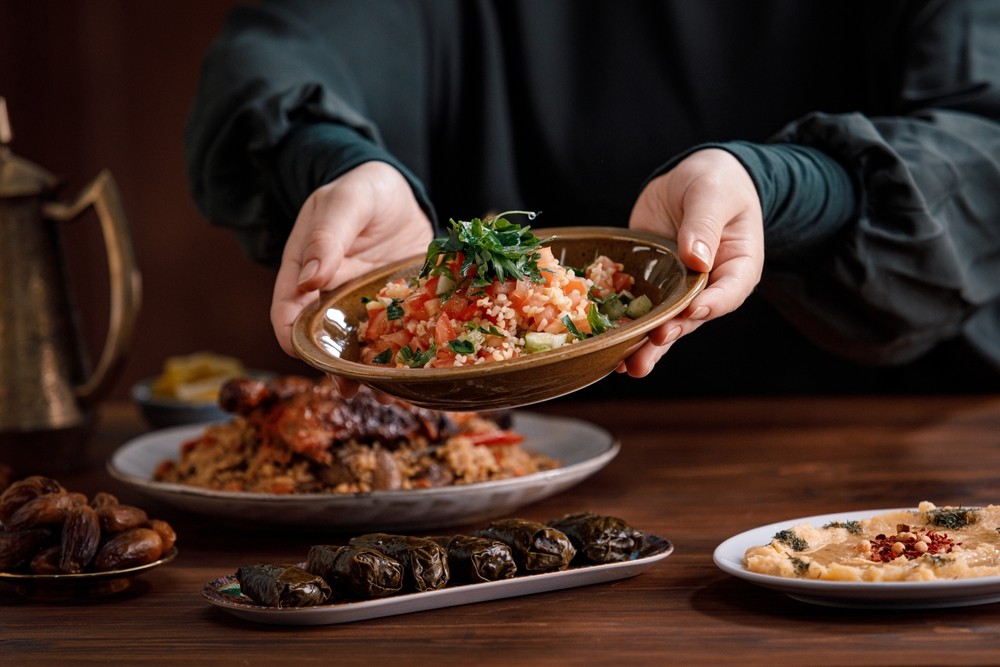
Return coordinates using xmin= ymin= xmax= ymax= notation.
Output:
xmin=183 ymin=0 xmax=436 ymax=266
xmin=634 ymin=0 xmax=1000 ymax=372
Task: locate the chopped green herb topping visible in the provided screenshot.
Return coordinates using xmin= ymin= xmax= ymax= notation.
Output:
xmin=927 ymin=507 xmax=979 ymax=530
xmin=773 ymin=529 xmax=809 ymax=552
xmin=386 ymin=300 xmax=404 ymax=321
xmin=448 ymin=339 xmax=476 ymax=355
xmin=790 ymin=556 xmax=811 ymax=575
xmin=396 ymin=345 xmax=436 ymax=368
xmin=824 ymin=520 xmax=863 ymax=535
xmin=420 ymin=211 xmax=543 ymax=290
xmin=371 ymin=348 xmax=393 ymax=365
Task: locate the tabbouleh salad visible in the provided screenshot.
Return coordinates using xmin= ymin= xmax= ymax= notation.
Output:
xmin=358 ymin=212 xmax=652 ymax=368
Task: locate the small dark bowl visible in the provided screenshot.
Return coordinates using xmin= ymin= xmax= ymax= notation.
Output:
xmin=130 ymin=372 xmax=271 ymax=429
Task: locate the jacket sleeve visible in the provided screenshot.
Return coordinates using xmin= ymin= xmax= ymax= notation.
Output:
xmin=183 ymin=0 xmax=434 ymax=266
xmin=730 ymin=0 xmax=1000 ymax=367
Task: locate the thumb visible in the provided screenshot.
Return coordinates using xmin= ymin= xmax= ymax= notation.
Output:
xmin=675 ymin=200 xmax=723 ymax=274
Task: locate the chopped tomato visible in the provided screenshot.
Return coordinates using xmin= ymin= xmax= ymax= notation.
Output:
xmin=402 ymin=291 xmax=433 ymax=321
xmin=434 ymin=315 xmax=456 ymax=348
xmin=612 ymin=271 xmax=635 ymax=293
xmin=363 ymin=308 xmax=389 ymax=341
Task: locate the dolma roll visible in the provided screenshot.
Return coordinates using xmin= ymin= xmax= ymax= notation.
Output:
xmin=236 ymin=563 xmax=331 ymax=607
xmin=475 ymin=519 xmax=575 ymax=572
xmin=547 ymin=512 xmax=644 ymax=563
xmin=349 ymin=533 xmax=449 ymax=592
xmin=430 ymin=535 xmax=517 ymax=583
xmin=305 ymin=544 xmax=404 ymax=599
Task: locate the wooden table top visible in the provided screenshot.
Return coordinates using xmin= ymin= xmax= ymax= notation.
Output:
xmin=3 ymin=394 xmax=1000 ymax=665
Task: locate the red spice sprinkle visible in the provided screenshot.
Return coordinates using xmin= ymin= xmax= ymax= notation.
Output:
xmin=868 ymin=523 xmax=961 ymax=563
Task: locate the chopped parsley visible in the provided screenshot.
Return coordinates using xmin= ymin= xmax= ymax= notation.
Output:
xmin=448 ymin=339 xmax=476 ymax=355
xmin=420 ymin=211 xmax=543 ymax=291
xmin=773 ymin=529 xmax=809 ymax=552
xmin=371 ymin=349 xmax=393 ymax=365
xmin=386 ymin=300 xmax=404 ymax=321
xmin=790 ymin=556 xmax=811 ymax=575
xmin=562 ymin=304 xmax=614 ymax=341
xmin=927 ymin=507 xmax=979 ymax=530
xmin=396 ymin=345 xmax=436 ymax=368
xmin=824 ymin=520 xmax=863 ymax=535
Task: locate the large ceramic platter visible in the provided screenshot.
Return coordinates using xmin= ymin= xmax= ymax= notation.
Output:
xmin=202 ymin=535 xmax=673 ymax=626
xmin=108 ymin=412 xmax=618 ymax=531
xmin=714 ymin=509 xmax=1000 ymax=609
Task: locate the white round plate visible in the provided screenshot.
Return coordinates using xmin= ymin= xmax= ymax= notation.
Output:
xmin=714 ymin=509 xmax=1000 ymax=609
xmin=108 ymin=413 xmax=618 ymax=531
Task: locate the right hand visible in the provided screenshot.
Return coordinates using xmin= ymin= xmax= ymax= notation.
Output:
xmin=271 ymin=161 xmax=433 ymax=359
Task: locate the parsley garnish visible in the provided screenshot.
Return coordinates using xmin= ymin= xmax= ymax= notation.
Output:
xmin=562 ymin=304 xmax=614 ymax=340
xmin=773 ymin=529 xmax=809 ymax=552
xmin=420 ymin=211 xmax=543 ymax=291
xmin=386 ymin=300 xmax=404 ymax=321
xmin=467 ymin=322 xmax=503 ymax=336
xmin=448 ymin=339 xmax=475 ymax=355
xmin=397 ymin=345 xmax=436 ymax=368
xmin=824 ymin=520 xmax=863 ymax=535
xmin=927 ymin=507 xmax=979 ymax=529
xmin=562 ymin=315 xmax=586 ymax=340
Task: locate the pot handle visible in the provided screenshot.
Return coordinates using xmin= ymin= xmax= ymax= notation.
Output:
xmin=43 ymin=170 xmax=142 ymax=407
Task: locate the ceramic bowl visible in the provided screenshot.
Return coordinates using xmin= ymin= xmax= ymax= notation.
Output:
xmin=291 ymin=227 xmax=707 ymax=411
xmin=130 ymin=372 xmax=271 ymax=429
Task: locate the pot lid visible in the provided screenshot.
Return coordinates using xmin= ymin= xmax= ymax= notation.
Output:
xmin=0 ymin=97 xmax=59 ymax=198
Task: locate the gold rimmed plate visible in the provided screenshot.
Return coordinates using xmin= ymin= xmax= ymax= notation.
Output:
xmin=0 ymin=548 xmax=177 ymax=599
xmin=292 ymin=227 xmax=706 ymax=411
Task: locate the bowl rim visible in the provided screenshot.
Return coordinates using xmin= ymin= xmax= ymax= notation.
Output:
xmin=291 ymin=226 xmax=707 ymax=384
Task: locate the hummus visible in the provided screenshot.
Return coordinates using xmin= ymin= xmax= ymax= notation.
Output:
xmin=744 ymin=502 xmax=1000 ymax=582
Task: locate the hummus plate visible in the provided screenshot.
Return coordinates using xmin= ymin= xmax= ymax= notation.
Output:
xmin=714 ymin=509 xmax=1000 ymax=609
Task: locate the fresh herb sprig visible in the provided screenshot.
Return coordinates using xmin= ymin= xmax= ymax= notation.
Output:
xmin=420 ymin=211 xmax=544 ymax=291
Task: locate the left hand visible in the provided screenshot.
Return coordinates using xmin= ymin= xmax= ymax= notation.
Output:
xmin=623 ymin=148 xmax=765 ymax=376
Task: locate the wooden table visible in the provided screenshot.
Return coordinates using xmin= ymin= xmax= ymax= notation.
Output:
xmin=3 ymin=395 xmax=1000 ymax=665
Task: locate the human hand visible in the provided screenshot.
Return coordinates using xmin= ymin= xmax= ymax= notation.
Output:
xmin=271 ymin=161 xmax=433 ymax=363
xmin=624 ymin=148 xmax=764 ymax=376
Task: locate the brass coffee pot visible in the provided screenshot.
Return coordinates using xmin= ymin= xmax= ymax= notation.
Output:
xmin=0 ymin=98 xmax=141 ymax=473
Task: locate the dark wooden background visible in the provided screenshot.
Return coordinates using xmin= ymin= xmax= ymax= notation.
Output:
xmin=1 ymin=1 xmax=308 ymax=401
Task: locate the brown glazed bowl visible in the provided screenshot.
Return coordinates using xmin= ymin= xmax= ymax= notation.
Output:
xmin=291 ymin=227 xmax=707 ymax=411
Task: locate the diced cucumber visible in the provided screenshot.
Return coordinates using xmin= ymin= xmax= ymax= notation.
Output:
xmin=524 ymin=332 xmax=568 ymax=353
xmin=599 ymin=296 xmax=627 ymax=321
xmin=625 ymin=294 xmax=653 ymax=318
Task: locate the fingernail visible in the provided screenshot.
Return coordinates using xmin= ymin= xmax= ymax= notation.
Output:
xmin=689 ymin=306 xmax=710 ymax=320
xmin=692 ymin=241 xmax=711 ymax=266
xmin=664 ymin=325 xmax=682 ymax=344
xmin=298 ymin=259 xmax=319 ymax=286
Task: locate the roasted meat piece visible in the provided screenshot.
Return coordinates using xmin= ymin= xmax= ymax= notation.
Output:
xmin=220 ymin=376 xmax=458 ymax=464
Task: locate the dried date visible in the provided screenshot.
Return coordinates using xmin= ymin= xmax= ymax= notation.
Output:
xmin=60 ymin=504 xmax=101 ymax=573
xmin=0 ymin=476 xmax=64 ymax=523
xmin=89 ymin=491 xmax=119 ymax=510
xmin=30 ymin=545 xmax=62 ymax=575
xmin=5 ymin=491 xmax=77 ymax=531
xmin=0 ymin=528 xmax=54 ymax=571
xmin=97 ymin=504 xmax=149 ymax=533
xmin=93 ymin=528 xmax=164 ymax=571
xmin=145 ymin=519 xmax=177 ymax=553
